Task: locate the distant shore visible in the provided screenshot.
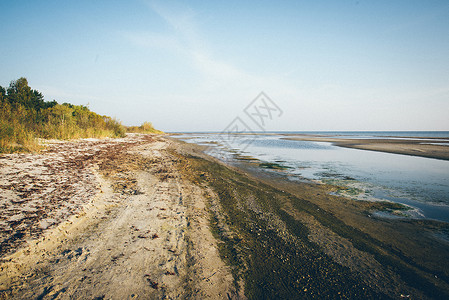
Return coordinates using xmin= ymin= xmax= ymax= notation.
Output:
xmin=282 ymin=134 xmax=449 ymax=161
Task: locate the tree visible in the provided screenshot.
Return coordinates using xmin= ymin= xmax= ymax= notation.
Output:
xmin=7 ymin=77 xmax=31 ymax=105
xmin=6 ymin=77 xmax=51 ymax=111
xmin=0 ymin=85 xmax=5 ymax=102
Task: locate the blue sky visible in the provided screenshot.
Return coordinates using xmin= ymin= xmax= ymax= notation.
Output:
xmin=1 ymin=0 xmax=448 ymax=131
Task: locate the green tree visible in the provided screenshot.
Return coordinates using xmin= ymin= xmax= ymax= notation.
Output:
xmin=0 ymin=85 xmax=6 ymax=102
xmin=6 ymin=77 xmax=52 ymax=111
xmin=7 ymin=77 xmax=31 ymax=105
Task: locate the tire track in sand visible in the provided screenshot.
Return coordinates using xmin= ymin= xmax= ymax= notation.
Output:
xmin=0 ymin=136 xmax=237 ymax=299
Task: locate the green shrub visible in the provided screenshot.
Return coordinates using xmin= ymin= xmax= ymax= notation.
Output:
xmin=126 ymin=121 xmax=164 ymax=134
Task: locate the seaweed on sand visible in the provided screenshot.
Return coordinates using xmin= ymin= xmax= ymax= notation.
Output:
xmin=259 ymin=162 xmax=292 ymax=170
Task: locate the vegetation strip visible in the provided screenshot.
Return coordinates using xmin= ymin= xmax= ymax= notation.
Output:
xmin=0 ymin=77 xmax=161 ymax=153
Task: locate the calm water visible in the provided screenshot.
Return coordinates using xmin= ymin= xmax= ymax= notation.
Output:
xmin=278 ymin=131 xmax=449 ymax=139
xmin=174 ymin=132 xmax=449 ymax=222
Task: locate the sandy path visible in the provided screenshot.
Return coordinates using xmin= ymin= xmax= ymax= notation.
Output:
xmin=0 ymin=136 xmax=236 ymax=299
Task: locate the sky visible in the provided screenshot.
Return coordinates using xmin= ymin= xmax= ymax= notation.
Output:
xmin=1 ymin=0 xmax=448 ymax=132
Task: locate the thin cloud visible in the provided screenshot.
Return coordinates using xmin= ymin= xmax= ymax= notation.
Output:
xmin=121 ymin=31 xmax=182 ymax=52
xmin=130 ymin=1 xmax=298 ymax=96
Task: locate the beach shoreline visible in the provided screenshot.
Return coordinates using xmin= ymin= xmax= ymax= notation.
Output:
xmin=1 ymin=134 xmax=449 ymax=298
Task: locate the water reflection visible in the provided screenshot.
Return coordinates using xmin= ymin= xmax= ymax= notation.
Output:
xmin=174 ymin=133 xmax=449 ymax=222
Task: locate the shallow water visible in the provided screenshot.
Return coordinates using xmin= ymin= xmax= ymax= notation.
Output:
xmin=278 ymin=131 xmax=449 ymax=139
xmin=174 ymin=133 xmax=449 ymax=222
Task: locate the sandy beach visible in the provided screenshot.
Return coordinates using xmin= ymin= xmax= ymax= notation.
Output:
xmin=0 ymin=135 xmax=237 ymax=299
xmin=1 ymin=134 xmax=449 ymax=299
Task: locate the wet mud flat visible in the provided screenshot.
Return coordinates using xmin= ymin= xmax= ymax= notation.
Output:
xmin=175 ymin=140 xmax=449 ymax=299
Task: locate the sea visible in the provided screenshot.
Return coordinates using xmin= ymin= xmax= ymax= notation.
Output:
xmin=173 ymin=132 xmax=449 ymax=222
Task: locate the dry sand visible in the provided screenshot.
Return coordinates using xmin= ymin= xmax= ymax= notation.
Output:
xmin=0 ymin=134 xmax=238 ymax=299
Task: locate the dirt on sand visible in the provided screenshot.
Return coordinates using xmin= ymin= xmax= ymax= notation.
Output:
xmin=0 ymin=135 xmax=238 ymax=299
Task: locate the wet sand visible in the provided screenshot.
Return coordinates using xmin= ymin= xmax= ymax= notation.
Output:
xmin=283 ymin=134 xmax=449 ymax=161
xmin=1 ymin=135 xmax=449 ymax=299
